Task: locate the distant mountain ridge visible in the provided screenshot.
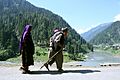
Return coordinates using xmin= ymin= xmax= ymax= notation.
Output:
xmin=90 ymin=21 xmax=120 ymax=45
xmin=81 ymin=22 xmax=112 ymax=42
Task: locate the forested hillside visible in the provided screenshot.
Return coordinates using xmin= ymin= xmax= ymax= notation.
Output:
xmin=0 ymin=0 xmax=93 ymax=60
xmin=81 ymin=22 xmax=112 ymax=42
xmin=90 ymin=21 xmax=120 ymax=45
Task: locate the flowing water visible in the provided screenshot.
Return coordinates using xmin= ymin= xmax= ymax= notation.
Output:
xmin=80 ymin=50 xmax=120 ymax=67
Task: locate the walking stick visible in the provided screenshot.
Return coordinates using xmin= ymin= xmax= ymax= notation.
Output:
xmin=40 ymin=48 xmax=62 ymax=70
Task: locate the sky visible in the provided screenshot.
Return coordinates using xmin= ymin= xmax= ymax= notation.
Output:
xmin=26 ymin=0 xmax=120 ymax=34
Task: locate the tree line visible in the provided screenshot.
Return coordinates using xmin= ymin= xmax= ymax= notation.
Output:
xmin=0 ymin=0 xmax=93 ymax=60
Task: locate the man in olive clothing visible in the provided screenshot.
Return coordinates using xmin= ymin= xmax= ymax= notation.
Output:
xmin=45 ymin=27 xmax=68 ymax=72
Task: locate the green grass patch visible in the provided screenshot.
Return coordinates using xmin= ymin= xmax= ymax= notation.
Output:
xmin=63 ymin=52 xmax=73 ymax=62
xmin=7 ymin=56 xmax=21 ymax=63
xmin=97 ymin=47 xmax=120 ymax=55
xmin=6 ymin=47 xmax=74 ymax=63
xmin=5 ymin=46 xmax=86 ymax=63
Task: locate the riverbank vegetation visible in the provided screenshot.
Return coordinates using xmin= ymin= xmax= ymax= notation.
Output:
xmin=94 ymin=45 xmax=120 ymax=56
xmin=6 ymin=46 xmax=86 ymax=63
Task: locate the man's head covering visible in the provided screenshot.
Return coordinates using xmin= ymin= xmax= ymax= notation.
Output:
xmin=61 ymin=27 xmax=68 ymax=32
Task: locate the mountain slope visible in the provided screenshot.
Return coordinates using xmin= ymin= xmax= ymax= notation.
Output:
xmin=90 ymin=21 xmax=120 ymax=45
xmin=0 ymin=0 xmax=92 ymax=60
xmin=81 ymin=22 xmax=112 ymax=42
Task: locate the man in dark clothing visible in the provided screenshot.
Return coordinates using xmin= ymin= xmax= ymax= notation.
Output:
xmin=19 ymin=25 xmax=35 ymax=74
xmin=45 ymin=27 xmax=68 ymax=72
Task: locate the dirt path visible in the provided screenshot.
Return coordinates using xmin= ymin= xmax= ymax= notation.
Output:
xmin=0 ymin=62 xmax=120 ymax=80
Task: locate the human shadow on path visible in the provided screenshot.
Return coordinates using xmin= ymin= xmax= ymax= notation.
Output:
xmin=30 ymin=69 xmax=101 ymax=75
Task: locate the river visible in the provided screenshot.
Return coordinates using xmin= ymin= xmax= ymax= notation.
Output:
xmin=79 ymin=50 xmax=120 ymax=67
